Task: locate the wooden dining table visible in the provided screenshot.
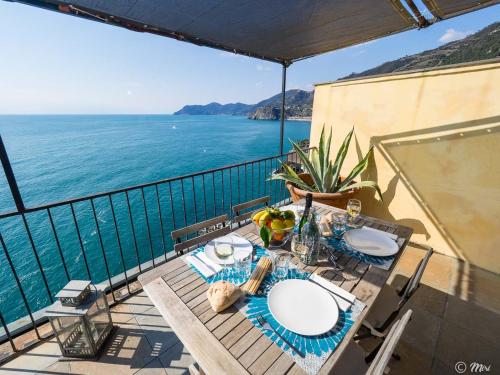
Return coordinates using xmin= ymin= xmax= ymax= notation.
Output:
xmin=138 ymin=201 xmax=413 ymax=375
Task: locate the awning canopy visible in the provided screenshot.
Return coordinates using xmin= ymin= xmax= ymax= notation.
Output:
xmin=422 ymin=0 xmax=497 ymax=19
xmin=9 ymin=0 xmax=498 ymax=64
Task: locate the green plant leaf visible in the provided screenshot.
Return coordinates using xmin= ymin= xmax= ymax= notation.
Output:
xmin=318 ymin=126 xmax=326 ymax=179
xmin=271 ymin=173 xmax=314 ymax=191
xmin=323 ymin=163 xmax=335 ymax=193
xmin=290 ymin=139 xmax=323 ymax=192
xmin=336 ymin=146 xmax=374 ymax=192
xmin=331 ymin=127 xmax=354 ymax=191
xmin=338 ymin=180 xmax=383 ymax=201
xmin=260 ymin=225 xmax=271 ymax=248
xmin=310 ymin=148 xmax=321 ymax=177
xmin=323 ymin=127 xmax=332 ymax=178
xmin=269 ymin=163 xmax=314 ymax=191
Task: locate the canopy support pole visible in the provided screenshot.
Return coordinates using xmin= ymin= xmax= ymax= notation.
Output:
xmin=0 ymin=135 xmax=25 ymax=212
xmin=279 ymin=63 xmax=288 ymax=155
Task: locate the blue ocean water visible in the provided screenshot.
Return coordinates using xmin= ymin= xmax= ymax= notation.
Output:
xmin=0 ymin=115 xmax=310 ymax=326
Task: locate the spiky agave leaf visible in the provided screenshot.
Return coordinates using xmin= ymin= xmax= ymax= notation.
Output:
xmin=338 ymin=180 xmax=383 ymax=201
xmin=331 ymin=127 xmax=354 ymax=191
xmin=335 ymin=146 xmax=374 ymax=192
xmin=270 ymin=162 xmax=314 ymax=191
xmin=309 ymin=148 xmax=321 ymax=178
xmin=317 ymin=126 xmax=326 ymax=179
xmin=318 ymin=126 xmax=332 ymax=181
xmin=289 ymin=139 xmax=323 ymax=191
xmin=323 ymin=163 xmax=338 ymax=193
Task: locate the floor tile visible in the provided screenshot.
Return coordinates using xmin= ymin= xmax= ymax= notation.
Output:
xmin=399 ymin=307 xmax=442 ymax=359
xmin=434 ymin=319 xmax=499 ymax=371
xmin=443 ymin=295 xmax=499 ymax=346
xmin=0 ymin=340 xmax=61 ymax=375
xmin=111 ymin=294 xmax=156 ymax=324
xmin=388 ymin=341 xmax=433 ymax=375
xmin=404 ymin=283 xmax=448 ymax=318
xmin=468 ymin=265 xmax=500 ymax=314
xmin=134 ymin=359 xmax=169 ymax=375
xmin=68 ymin=319 xmax=157 ymax=375
xmin=158 ymin=342 xmax=193 ymax=375
xmin=133 ymin=308 xmax=181 ymax=356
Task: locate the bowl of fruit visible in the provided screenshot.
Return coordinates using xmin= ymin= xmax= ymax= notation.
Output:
xmin=252 ymin=207 xmax=296 ymax=249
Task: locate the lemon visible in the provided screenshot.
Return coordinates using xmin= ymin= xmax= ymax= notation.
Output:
xmin=271 ymin=219 xmax=286 ymax=233
xmin=283 ymin=219 xmax=295 ymax=229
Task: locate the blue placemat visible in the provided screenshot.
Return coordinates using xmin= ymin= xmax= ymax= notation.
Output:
xmin=186 ymin=245 xmax=365 ymax=375
xmin=322 ymin=235 xmax=396 ymax=271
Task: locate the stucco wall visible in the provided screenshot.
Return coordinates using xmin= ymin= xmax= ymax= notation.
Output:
xmin=310 ymin=60 xmax=500 ymax=274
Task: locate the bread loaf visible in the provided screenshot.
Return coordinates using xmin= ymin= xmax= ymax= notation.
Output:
xmin=206 ymin=281 xmax=242 ymax=313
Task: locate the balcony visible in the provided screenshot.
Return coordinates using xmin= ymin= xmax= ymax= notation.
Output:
xmin=1 ymin=244 xmax=498 ymax=374
xmin=1 ymin=1 xmax=499 ymax=374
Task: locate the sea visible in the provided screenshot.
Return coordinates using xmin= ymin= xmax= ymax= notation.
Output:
xmin=0 ymin=115 xmax=310 ymax=327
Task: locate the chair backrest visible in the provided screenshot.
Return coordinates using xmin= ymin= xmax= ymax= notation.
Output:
xmin=366 ymin=309 xmax=413 ymax=375
xmin=400 ymin=246 xmax=433 ymax=301
xmin=171 ymin=214 xmax=230 ymax=255
xmin=232 ymin=195 xmax=270 ymax=226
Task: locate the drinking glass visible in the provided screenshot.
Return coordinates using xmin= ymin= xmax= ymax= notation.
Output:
xmin=272 ymin=253 xmax=290 ymax=281
xmin=346 ymin=199 xmax=361 ymax=227
xmin=332 ymin=212 xmax=347 ymax=239
xmin=233 ymin=251 xmax=252 ymax=281
xmin=214 ymin=238 xmax=234 ymax=279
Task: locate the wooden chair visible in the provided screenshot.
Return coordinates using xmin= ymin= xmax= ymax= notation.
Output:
xmin=356 ymin=244 xmax=433 ymax=340
xmin=231 ymin=195 xmax=270 ymax=227
xmin=332 ymin=309 xmax=413 ymax=375
xmin=171 ymin=214 xmax=230 ymax=256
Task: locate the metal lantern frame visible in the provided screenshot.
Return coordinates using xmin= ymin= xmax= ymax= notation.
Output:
xmin=46 ymin=281 xmax=113 ymax=358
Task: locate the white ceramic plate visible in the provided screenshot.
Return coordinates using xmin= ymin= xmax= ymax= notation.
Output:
xmin=267 ymin=279 xmax=339 ymax=336
xmin=204 ymin=234 xmax=253 ymax=265
xmin=343 ymin=228 xmax=398 ymax=257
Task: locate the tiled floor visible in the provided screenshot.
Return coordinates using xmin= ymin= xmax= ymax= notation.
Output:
xmin=382 ymin=245 xmax=500 ymax=375
xmin=0 ymin=293 xmax=192 ymax=375
xmin=1 ymin=246 xmax=499 ymax=375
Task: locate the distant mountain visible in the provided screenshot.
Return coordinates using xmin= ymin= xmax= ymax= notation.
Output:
xmin=248 ymin=89 xmax=314 ymax=120
xmin=174 ymin=89 xmax=313 ymax=120
xmin=174 ymin=102 xmax=252 ymax=116
xmin=342 ymin=22 xmax=500 ymax=79
xmin=174 ymin=22 xmax=499 ymax=120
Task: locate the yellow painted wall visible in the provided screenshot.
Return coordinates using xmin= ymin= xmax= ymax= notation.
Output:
xmin=310 ymin=60 xmax=500 ymax=274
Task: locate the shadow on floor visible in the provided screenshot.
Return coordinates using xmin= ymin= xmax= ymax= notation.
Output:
xmin=368 ymin=266 xmax=500 ymax=375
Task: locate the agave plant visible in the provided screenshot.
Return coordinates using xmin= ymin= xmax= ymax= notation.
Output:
xmin=272 ymin=127 xmax=383 ymax=199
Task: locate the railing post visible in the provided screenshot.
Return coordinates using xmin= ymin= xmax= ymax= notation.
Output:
xmin=279 ymin=63 xmax=287 ymax=155
xmin=0 ymin=135 xmax=25 ymax=212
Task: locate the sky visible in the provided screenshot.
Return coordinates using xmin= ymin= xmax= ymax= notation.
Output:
xmin=0 ymin=2 xmax=498 ymax=114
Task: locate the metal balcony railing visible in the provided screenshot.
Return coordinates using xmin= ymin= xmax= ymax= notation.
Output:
xmin=0 ymin=148 xmax=308 ymax=351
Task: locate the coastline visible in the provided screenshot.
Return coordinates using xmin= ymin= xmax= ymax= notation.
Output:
xmin=286 ymin=116 xmax=312 ymax=122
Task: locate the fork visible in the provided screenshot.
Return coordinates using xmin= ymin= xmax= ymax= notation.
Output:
xmin=256 ymin=315 xmax=305 ymax=358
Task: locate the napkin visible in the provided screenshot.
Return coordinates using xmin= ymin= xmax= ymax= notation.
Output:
xmin=185 ymin=251 xmax=222 ymax=278
xmin=309 ymin=273 xmax=356 ymax=311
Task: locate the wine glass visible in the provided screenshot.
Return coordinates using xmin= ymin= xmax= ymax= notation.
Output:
xmin=346 ymin=199 xmax=361 ymax=227
xmin=234 ymin=251 xmax=251 ymax=281
xmin=332 ymin=212 xmax=347 ymax=240
xmin=272 ymin=253 xmax=290 ymax=281
xmin=214 ymin=238 xmax=234 ymax=279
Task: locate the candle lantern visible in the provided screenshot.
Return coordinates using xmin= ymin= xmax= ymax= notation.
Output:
xmin=46 ymin=280 xmax=113 ymax=358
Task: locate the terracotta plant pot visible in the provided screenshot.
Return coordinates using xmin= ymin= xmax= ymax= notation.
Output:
xmin=285 ymin=173 xmax=357 ymax=209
